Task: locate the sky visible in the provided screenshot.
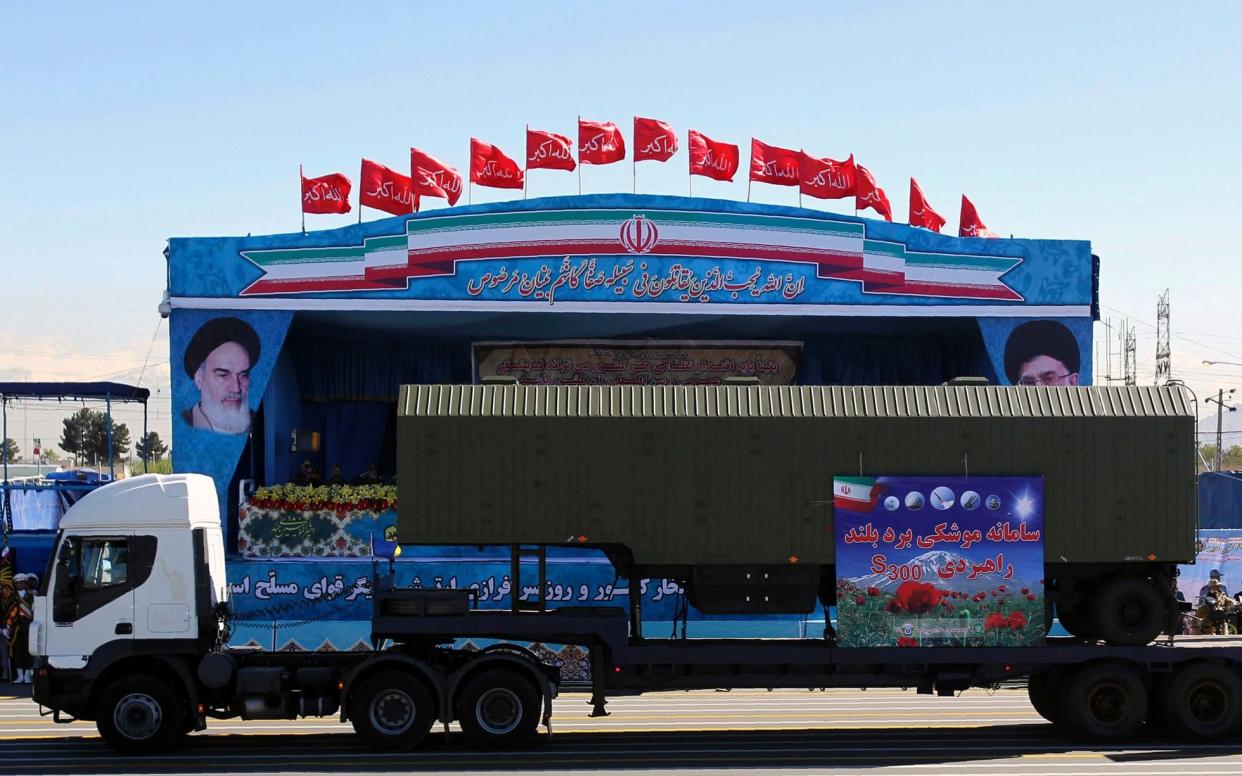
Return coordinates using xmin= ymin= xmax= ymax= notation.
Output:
xmin=1 ymin=1 xmax=1241 ymax=459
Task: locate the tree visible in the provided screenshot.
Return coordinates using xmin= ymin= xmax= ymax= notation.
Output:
xmin=58 ymin=408 xmax=131 ymax=466
xmin=135 ymin=431 xmax=168 ymax=462
xmin=1 ymin=438 xmax=17 ymax=464
xmin=41 ymin=448 xmax=60 ymax=464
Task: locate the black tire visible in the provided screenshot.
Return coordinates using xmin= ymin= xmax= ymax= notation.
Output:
xmin=456 ymin=669 xmax=541 ymax=747
xmin=95 ymin=675 xmax=185 ymax=754
xmin=348 ymin=670 xmax=436 ymax=751
xmin=1091 ymin=576 xmax=1165 ymax=646
xmin=1055 ymin=662 xmax=1148 ymax=742
xmin=1027 ymin=670 xmax=1060 ymax=724
xmin=1057 ymin=603 xmax=1096 ymax=640
xmin=1160 ymin=662 xmax=1242 ymax=740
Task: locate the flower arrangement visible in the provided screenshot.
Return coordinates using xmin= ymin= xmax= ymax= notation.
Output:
xmin=248 ymin=483 xmax=397 ymax=515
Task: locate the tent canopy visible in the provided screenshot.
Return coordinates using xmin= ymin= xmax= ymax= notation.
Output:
xmin=0 ymin=382 xmax=150 ymax=403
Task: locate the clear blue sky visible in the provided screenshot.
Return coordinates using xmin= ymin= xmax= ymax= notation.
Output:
xmin=2 ymin=2 xmax=1241 ymax=452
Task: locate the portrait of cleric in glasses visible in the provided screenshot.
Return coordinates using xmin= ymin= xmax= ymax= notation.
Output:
xmin=180 ymin=317 xmax=260 ymax=435
xmin=1003 ymin=320 xmax=1081 ymax=387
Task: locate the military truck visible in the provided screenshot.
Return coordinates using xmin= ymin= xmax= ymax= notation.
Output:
xmin=398 ymin=383 xmax=1197 ymax=646
xmin=36 ymin=384 xmax=1237 ymax=756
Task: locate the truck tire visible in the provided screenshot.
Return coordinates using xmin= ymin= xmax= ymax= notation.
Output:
xmin=1057 ymin=604 xmax=1096 ymax=640
xmin=1159 ymin=662 xmax=1242 ymax=740
xmin=1027 ymin=670 xmax=1060 ymax=724
xmin=348 ymin=670 xmax=436 ymax=751
xmin=95 ymin=676 xmax=185 ymax=754
xmin=456 ymin=669 xmax=541 ymax=747
xmin=1091 ymin=576 xmax=1164 ymax=646
xmin=1055 ymin=662 xmax=1148 ymax=741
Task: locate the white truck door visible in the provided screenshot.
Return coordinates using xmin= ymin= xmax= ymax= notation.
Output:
xmin=47 ymin=535 xmax=140 ymax=669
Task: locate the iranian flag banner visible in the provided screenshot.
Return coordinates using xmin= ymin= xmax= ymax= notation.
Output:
xmin=834 ymin=476 xmax=881 ymax=512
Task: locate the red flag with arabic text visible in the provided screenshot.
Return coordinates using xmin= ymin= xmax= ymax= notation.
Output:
xmin=409 ymin=148 xmax=463 ymax=206
xmin=688 ymin=130 xmax=739 ymax=182
xmin=799 ymin=151 xmax=856 ymax=200
xmin=469 ymin=138 xmax=524 ymax=189
xmin=633 ymin=117 xmax=677 ymax=162
xmin=526 ymin=128 xmax=576 ymax=172
xmin=909 ymin=177 xmax=946 ymax=232
xmin=360 ymin=159 xmax=416 ymax=215
xmin=578 ymin=119 xmax=626 ymax=165
xmin=959 ymin=194 xmax=998 ymax=237
xmin=301 ymin=170 xmax=351 ymax=214
xmin=749 ymin=138 xmax=800 ymax=186
xmin=854 ymin=164 xmax=892 ymax=221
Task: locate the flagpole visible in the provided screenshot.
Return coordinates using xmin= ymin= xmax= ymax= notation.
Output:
xmin=747 ymin=175 xmax=752 ymax=203
xmin=358 ymin=160 xmax=363 ymax=224
xmin=523 ymin=124 xmax=529 ymax=201
xmin=688 ymin=132 xmax=693 ymax=197
xmin=577 ymin=115 xmax=582 ymax=196
xmin=299 ymin=165 xmax=306 ymax=234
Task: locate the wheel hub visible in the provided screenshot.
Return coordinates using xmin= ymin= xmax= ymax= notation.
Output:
xmin=1188 ymin=681 xmax=1227 ymax=724
xmin=476 ymin=688 xmax=521 ymax=735
xmin=114 ymin=693 xmax=161 ymax=741
xmin=371 ymin=690 xmax=415 ymax=735
xmin=1087 ymin=682 xmax=1128 ymax=725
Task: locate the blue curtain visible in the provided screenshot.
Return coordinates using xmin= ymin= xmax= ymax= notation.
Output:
xmin=799 ymin=335 xmax=995 ymax=386
xmin=292 ymin=341 xmax=469 ymax=402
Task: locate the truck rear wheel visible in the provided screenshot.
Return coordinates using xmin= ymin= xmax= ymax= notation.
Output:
xmin=349 ymin=670 xmax=436 ymax=751
xmin=456 ymin=669 xmax=541 ymax=747
xmin=95 ymin=676 xmax=185 ymax=754
xmin=1091 ymin=576 xmax=1165 ymax=646
xmin=1159 ymin=662 xmax=1242 ymax=740
xmin=1056 ymin=603 xmax=1096 ymax=640
xmin=1055 ymin=662 xmax=1147 ymax=741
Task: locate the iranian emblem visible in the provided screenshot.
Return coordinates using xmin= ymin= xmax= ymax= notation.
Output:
xmin=619 ymin=215 xmax=659 ymax=254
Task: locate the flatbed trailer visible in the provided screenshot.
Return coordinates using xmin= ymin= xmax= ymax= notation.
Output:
xmin=368 ymin=581 xmax=1242 ymax=746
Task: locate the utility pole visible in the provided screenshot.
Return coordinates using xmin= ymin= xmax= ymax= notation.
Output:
xmin=1123 ymin=322 xmax=1137 ymax=386
xmin=1155 ymin=289 xmax=1171 ymax=384
xmin=1206 ymin=388 xmax=1237 ymax=471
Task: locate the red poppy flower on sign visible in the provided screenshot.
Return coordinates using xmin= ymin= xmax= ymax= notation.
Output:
xmin=892 ymin=581 xmax=943 ymax=615
xmin=896 ymin=636 xmax=918 ymax=647
xmin=1008 ymin=611 xmax=1028 ymax=630
xmin=983 ymin=612 xmax=1007 ymax=631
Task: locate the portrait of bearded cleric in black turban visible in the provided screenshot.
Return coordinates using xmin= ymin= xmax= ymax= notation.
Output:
xmin=1003 ymin=320 xmax=1081 ymax=387
xmin=180 ymin=317 xmax=260 ymax=435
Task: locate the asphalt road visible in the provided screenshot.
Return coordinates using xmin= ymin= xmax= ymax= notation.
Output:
xmin=4 ymin=684 xmax=1242 ymax=775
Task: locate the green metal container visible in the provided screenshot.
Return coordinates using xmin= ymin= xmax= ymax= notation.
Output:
xmin=396 ymin=384 xmax=1196 ymax=568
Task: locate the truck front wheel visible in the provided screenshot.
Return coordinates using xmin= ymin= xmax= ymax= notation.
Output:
xmin=95 ymin=676 xmax=185 ymax=754
xmin=348 ymin=670 xmax=435 ymax=751
xmin=456 ymin=669 xmax=541 ymax=747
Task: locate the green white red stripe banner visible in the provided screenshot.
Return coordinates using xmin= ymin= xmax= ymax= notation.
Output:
xmin=834 ymin=476 xmax=881 ymax=513
xmin=239 ymin=208 xmax=1022 ymax=301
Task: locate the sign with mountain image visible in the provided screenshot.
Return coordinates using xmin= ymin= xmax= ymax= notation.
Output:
xmin=834 ymin=475 xmax=1045 ymax=648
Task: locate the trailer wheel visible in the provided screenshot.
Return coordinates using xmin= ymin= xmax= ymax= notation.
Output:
xmin=95 ymin=675 xmax=185 ymax=754
xmin=456 ymin=669 xmax=541 ymax=747
xmin=1056 ymin=663 xmax=1148 ymax=741
xmin=1027 ymin=670 xmax=1060 ymax=724
xmin=348 ymin=670 xmax=435 ymax=751
xmin=1159 ymin=662 xmax=1242 ymax=740
xmin=1091 ymin=576 xmax=1165 ymax=646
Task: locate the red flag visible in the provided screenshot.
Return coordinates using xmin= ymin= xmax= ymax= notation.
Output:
xmin=799 ymin=151 xmax=856 ymax=200
xmin=855 ymin=164 xmax=892 ymax=222
xmin=301 ymin=170 xmax=351 ymax=214
xmin=688 ymin=130 xmax=739 ymax=182
xmin=360 ymin=159 xmax=416 ymax=215
xmin=578 ymin=119 xmax=626 ymax=165
xmin=469 ymin=138 xmax=524 ymax=189
xmin=909 ymin=178 xmax=946 ymax=232
xmin=633 ymin=117 xmax=677 ymax=162
xmin=409 ymin=148 xmax=463 ymax=206
xmin=749 ymin=139 xmax=800 ymax=186
xmin=959 ymin=194 xmax=998 ymax=238
xmin=526 ymin=128 xmax=576 ymax=172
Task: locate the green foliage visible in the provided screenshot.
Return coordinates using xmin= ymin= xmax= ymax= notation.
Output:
xmin=135 ymin=431 xmax=168 ymax=462
xmin=249 ymin=483 xmax=397 ymax=512
xmin=130 ymin=458 xmax=173 ymax=475
xmin=58 ymin=408 xmax=131 ymax=464
xmin=1 ymin=438 xmax=17 ymax=463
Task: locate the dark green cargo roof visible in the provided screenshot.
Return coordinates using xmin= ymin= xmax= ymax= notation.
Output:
xmin=398 ymin=384 xmax=1194 ymax=420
